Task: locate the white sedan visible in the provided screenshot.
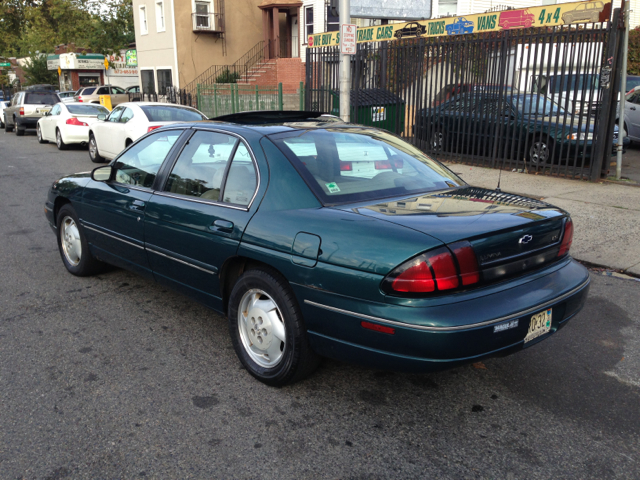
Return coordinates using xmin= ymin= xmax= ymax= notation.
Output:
xmin=37 ymin=102 xmax=110 ymax=150
xmin=0 ymin=100 xmax=8 ymax=128
xmin=88 ymin=102 xmax=207 ymax=163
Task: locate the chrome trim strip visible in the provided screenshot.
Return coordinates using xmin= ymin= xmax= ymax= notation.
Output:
xmin=146 ymin=247 xmax=217 ymax=274
xmin=303 ymin=278 xmax=590 ymax=332
xmin=154 ymin=191 xmax=248 ymax=211
xmin=83 ymin=225 xmax=144 ymax=250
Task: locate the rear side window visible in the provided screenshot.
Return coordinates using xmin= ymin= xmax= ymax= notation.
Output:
xmin=24 ymin=93 xmax=59 ymax=105
xmin=67 ymin=104 xmax=110 ymax=115
xmin=140 ymin=105 xmax=206 ymax=122
xmin=81 ymin=88 xmax=96 ymax=95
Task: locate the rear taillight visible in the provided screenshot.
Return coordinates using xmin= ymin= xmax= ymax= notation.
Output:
xmin=77 ymin=97 xmax=83 ymax=102
xmin=375 ymin=159 xmax=404 ymax=170
xmin=340 ymin=161 xmax=353 ymax=171
xmin=558 ymin=218 xmax=573 ymax=257
xmin=383 ymin=243 xmax=480 ymax=296
xmin=66 ymin=117 xmax=88 ymax=126
xmin=19 ymin=107 xmax=24 ymax=115
xmin=450 ymin=241 xmax=481 ymax=285
xmin=147 ymin=125 xmax=161 ymax=133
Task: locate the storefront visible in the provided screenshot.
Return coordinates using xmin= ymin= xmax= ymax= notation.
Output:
xmin=48 ymin=53 xmax=105 ymax=91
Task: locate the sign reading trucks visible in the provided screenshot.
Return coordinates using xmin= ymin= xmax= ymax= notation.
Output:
xmin=307 ymin=0 xmax=611 ymax=48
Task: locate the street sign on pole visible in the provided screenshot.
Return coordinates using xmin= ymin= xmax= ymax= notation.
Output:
xmin=0 ymin=62 xmax=11 ymax=67
xmin=341 ymin=24 xmax=357 ymax=55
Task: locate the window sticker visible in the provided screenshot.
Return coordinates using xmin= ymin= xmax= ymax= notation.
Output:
xmin=326 ymin=182 xmax=341 ymax=193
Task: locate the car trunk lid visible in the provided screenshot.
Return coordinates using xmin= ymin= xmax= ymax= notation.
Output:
xmin=335 ymin=186 xmax=568 ymax=280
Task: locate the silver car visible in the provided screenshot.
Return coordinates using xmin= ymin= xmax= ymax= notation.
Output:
xmin=3 ymin=90 xmax=61 ymax=136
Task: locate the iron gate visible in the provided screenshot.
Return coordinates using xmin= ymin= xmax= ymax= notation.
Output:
xmin=305 ymin=13 xmax=622 ymax=180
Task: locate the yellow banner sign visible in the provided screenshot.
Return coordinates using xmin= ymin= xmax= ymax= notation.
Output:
xmin=307 ymin=0 xmax=611 ymax=48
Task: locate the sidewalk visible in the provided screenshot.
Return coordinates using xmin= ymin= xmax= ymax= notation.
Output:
xmin=444 ymin=162 xmax=640 ymax=276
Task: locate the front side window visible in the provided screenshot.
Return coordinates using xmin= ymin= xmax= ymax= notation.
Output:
xmin=107 ymin=106 xmax=125 ymax=122
xmin=164 ymin=131 xmax=257 ymax=205
xmin=113 ymin=130 xmax=182 ymax=188
xmin=119 ymin=107 xmax=134 ymax=123
xmin=271 ymin=128 xmax=463 ymax=205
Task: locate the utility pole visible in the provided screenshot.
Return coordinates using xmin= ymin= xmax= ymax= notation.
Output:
xmin=617 ymin=0 xmax=630 ymax=180
xmin=339 ymin=0 xmax=351 ymax=122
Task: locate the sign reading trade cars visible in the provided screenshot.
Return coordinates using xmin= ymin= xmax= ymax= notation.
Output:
xmin=307 ymin=0 xmax=611 ymax=48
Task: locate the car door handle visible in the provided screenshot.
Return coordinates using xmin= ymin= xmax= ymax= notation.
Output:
xmin=128 ymin=200 xmax=145 ymax=211
xmin=210 ymin=220 xmax=234 ymax=232
xmin=631 ymin=107 xmax=636 ymax=111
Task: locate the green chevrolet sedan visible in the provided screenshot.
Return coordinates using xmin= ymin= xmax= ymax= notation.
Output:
xmin=45 ymin=111 xmax=589 ymax=386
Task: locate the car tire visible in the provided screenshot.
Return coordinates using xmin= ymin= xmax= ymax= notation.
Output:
xmin=89 ymin=134 xmax=105 ymax=163
xmin=15 ymin=119 xmax=24 ymax=136
xmin=528 ymin=135 xmax=554 ymax=167
xmin=56 ymin=204 xmax=105 ymax=277
xmin=37 ymin=125 xmax=48 ymax=144
xmin=228 ymin=268 xmax=321 ymax=386
xmin=56 ymin=129 xmax=68 ymax=150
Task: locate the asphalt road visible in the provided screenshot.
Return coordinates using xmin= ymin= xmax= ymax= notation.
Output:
xmin=1 ymin=128 xmax=639 ymax=479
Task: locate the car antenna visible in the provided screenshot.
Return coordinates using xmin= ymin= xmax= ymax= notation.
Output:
xmin=495 ymin=165 xmax=502 ymax=193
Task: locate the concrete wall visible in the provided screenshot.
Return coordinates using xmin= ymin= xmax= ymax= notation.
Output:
xmin=173 ymin=0 xmax=264 ymax=88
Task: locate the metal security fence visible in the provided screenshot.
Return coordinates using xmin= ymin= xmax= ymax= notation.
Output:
xmin=306 ymin=12 xmax=624 ymax=181
xmin=196 ymin=83 xmax=284 ymax=118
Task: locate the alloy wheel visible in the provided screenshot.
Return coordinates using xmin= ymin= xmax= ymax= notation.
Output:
xmin=89 ymin=138 xmax=97 ymax=159
xmin=56 ymin=130 xmax=62 ymax=148
xmin=529 ymin=140 xmax=550 ymax=166
xmin=237 ymin=288 xmax=286 ymax=368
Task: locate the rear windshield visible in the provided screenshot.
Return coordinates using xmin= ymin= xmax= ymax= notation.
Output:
xmin=81 ymin=88 xmax=96 ymax=95
xmin=59 ymin=92 xmax=75 ymax=98
xmin=271 ymin=128 xmax=464 ymax=205
xmin=24 ymin=93 xmax=59 ymax=105
xmin=67 ymin=104 xmax=110 ymax=115
xmin=140 ymin=105 xmax=206 ymax=122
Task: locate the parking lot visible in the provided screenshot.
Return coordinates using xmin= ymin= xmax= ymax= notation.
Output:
xmin=1 ymin=129 xmax=639 ymax=479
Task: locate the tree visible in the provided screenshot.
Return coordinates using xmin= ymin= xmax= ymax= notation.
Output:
xmin=629 ymin=27 xmax=640 ymax=76
xmin=85 ymin=0 xmax=135 ymax=55
xmin=22 ymin=53 xmax=58 ymax=85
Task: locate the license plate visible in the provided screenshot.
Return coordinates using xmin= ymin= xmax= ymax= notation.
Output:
xmin=524 ymin=308 xmax=552 ymax=343
xmin=37 ymin=108 xmax=50 ymax=114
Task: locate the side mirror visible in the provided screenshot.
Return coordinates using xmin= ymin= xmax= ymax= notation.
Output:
xmin=91 ymin=165 xmax=113 ymax=182
xmin=97 ymin=113 xmax=106 ymax=121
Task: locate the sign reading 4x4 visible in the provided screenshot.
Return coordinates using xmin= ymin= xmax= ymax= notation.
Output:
xmin=307 ymin=0 xmax=610 ymax=48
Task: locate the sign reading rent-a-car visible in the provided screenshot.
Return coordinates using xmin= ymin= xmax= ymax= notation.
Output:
xmin=307 ymin=0 xmax=611 ymax=48
xmin=341 ymin=24 xmax=357 ymax=55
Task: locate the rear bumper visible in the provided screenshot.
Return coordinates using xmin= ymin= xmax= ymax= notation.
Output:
xmin=15 ymin=117 xmax=39 ymax=129
xmin=295 ymin=258 xmax=590 ymax=372
xmin=60 ymin=125 xmax=90 ymax=144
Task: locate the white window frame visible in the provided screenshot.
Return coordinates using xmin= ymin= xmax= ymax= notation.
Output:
xmin=193 ymin=0 xmax=213 ymax=29
xmin=156 ymin=67 xmax=174 ymax=95
xmin=139 ymin=5 xmax=148 ymax=35
xmin=156 ymin=1 xmax=165 ymax=32
xmin=304 ymin=6 xmax=313 ymax=44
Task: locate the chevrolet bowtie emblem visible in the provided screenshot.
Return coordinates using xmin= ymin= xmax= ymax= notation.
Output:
xmin=519 ymin=234 xmax=533 ymax=244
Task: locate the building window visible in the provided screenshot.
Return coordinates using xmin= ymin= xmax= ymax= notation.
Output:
xmin=157 ymin=69 xmax=173 ymax=94
xmin=195 ymin=1 xmax=211 ymax=28
xmin=156 ymin=1 xmax=165 ymax=32
xmin=305 ymin=6 xmax=313 ymax=39
xmin=326 ymin=6 xmax=339 ymax=32
xmin=141 ymin=69 xmax=156 ymax=94
xmin=438 ymin=0 xmax=457 ymax=17
xmin=139 ymin=6 xmax=148 ymax=35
